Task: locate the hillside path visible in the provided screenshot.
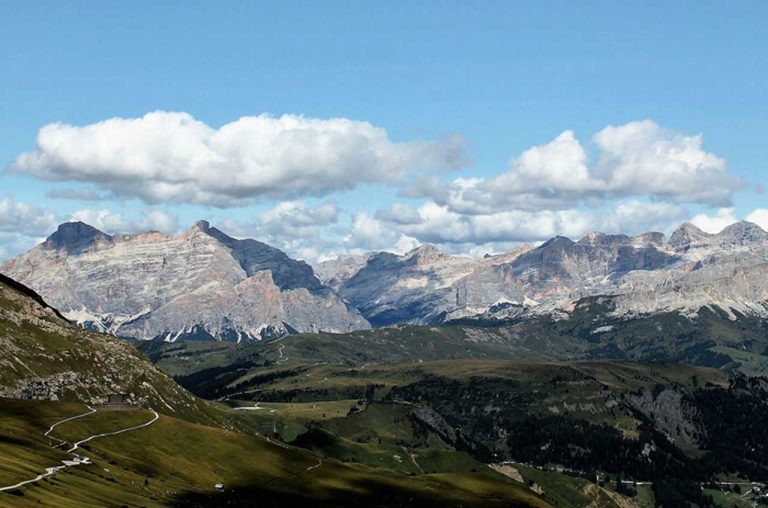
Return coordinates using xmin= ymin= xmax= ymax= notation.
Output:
xmin=45 ymin=406 xmax=96 ymax=447
xmin=67 ymin=409 xmax=159 ymax=453
xmin=0 ymin=407 xmax=159 ymax=494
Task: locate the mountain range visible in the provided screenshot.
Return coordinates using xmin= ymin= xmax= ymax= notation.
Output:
xmin=320 ymin=220 xmax=768 ymax=325
xmin=2 ymin=220 xmax=368 ymax=342
xmin=3 ymin=219 xmax=768 ymax=342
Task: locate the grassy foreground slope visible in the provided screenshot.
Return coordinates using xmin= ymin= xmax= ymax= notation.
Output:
xmin=0 ymin=398 xmax=550 ymax=508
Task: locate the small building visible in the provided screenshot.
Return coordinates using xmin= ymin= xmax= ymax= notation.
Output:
xmin=102 ymin=393 xmax=134 ymax=410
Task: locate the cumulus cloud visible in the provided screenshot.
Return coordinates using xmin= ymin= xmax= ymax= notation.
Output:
xmin=690 ymin=208 xmax=738 ymax=234
xmin=211 ymin=201 xmax=345 ymax=264
xmin=374 ymin=203 xmax=423 ymax=224
xmin=258 ymin=200 xmax=339 ymax=238
xmin=690 ymin=207 xmax=768 ymax=234
xmin=388 ymin=203 xmax=596 ymax=244
xmin=407 ymin=120 xmax=741 ymax=215
xmin=0 ymin=195 xmax=57 ymax=236
xmin=0 ymin=233 xmax=46 ymax=262
xmin=47 ymin=187 xmax=106 ymax=201
xmin=0 ymin=196 xmax=57 ymax=261
xmin=344 ymin=212 xmax=420 ymax=253
xmin=69 ymin=209 xmax=179 ymax=234
xmin=745 ymin=209 xmax=768 ymax=231
xmin=593 ymin=120 xmax=740 ymax=205
xmin=10 ymin=111 xmax=466 ymax=207
xmin=600 ymin=201 xmax=688 ymax=235
xmin=360 ymin=199 xmax=690 ymax=248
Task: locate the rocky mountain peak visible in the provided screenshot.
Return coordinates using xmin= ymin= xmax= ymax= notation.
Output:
xmin=632 ymin=232 xmax=667 ymax=248
xmin=44 ymin=221 xmax=112 ymax=253
xmin=716 ymin=221 xmax=768 ymax=246
xmin=539 ymin=235 xmax=576 ymax=252
xmin=669 ymin=222 xmax=712 ymax=251
xmin=4 ymin=220 xmax=369 ymax=341
xmin=192 ymin=219 xmax=211 ymax=231
xmin=577 ymin=232 xmax=631 ymax=247
xmin=406 ymin=244 xmax=445 ymax=264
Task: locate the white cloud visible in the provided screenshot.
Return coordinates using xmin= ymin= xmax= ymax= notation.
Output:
xmin=69 ymin=209 xmax=179 ymax=234
xmin=690 ymin=208 xmax=738 ymax=234
xmin=745 ymin=209 xmax=768 ymax=231
xmin=259 ymin=200 xmax=339 ymax=238
xmin=11 ymin=111 xmax=466 ymax=207
xmin=689 ymin=207 xmax=768 ymax=234
xmin=47 ymin=187 xmax=106 ymax=201
xmin=600 ymin=201 xmax=688 ymax=235
xmin=0 ymin=195 xmax=57 ymax=236
xmin=344 ymin=212 xmax=420 ymax=253
xmin=0 ymin=196 xmax=57 ymax=261
xmin=365 ymin=199 xmax=691 ymax=247
xmin=594 ymin=120 xmax=740 ymax=206
xmin=502 ymin=131 xmax=595 ymax=192
xmin=211 ymin=202 xmax=344 ymax=264
xmin=406 ymin=120 xmax=741 ymax=215
xmin=374 ymin=203 xmax=423 ymax=224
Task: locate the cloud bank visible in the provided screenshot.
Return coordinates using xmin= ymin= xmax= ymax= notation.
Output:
xmin=2 ymin=115 xmax=755 ymax=263
xmin=407 ymin=120 xmax=741 ymax=214
xmin=10 ymin=111 xmax=466 ymax=207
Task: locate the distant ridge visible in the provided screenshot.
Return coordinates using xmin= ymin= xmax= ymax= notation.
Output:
xmin=320 ymin=220 xmax=768 ymax=325
xmin=4 ymin=219 xmax=768 ymax=341
xmin=2 ymin=220 xmax=369 ymax=342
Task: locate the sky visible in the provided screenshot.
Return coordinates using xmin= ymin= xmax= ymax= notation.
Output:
xmin=1 ymin=1 xmax=767 ymax=263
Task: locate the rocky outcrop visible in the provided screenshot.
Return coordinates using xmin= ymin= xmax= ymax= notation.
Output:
xmin=2 ymin=221 xmax=369 ymax=342
xmin=332 ymin=245 xmax=530 ymax=326
xmin=325 ymin=221 xmax=768 ymax=325
xmin=6 ymin=219 xmax=768 ymax=335
xmin=315 ymin=253 xmax=373 ymax=293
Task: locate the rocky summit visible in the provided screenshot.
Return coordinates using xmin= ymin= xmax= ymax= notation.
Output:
xmin=320 ymin=221 xmax=768 ymax=325
xmin=2 ymin=220 xmax=369 ymax=342
xmin=5 ymin=220 xmax=768 ymax=341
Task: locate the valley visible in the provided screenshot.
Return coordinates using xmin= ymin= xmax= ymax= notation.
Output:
xmin=142 ymin=336 xmax=768 ymax=507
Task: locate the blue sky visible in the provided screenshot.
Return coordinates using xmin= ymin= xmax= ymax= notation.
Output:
xmin=1 ymin=1 xmax=767 ymax=262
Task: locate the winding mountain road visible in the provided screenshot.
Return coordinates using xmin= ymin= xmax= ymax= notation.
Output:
xmin=276 ymin=343 xmax=288 ymax=365
xmin=67 ymin=409 xmax=159 ymax=453
xmin=44 ymin=405 xmax=96 ymax=447
xmin=0 ymin=406 xmax=159 ymax=494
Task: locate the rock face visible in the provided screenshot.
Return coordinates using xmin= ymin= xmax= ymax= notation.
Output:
xmin=5 ymin=219 xmax=768 ymax=336
xmin=320 ymin=244 xmax=535 ymax=326
xmin=315 ymin=253 xmax=373 ymax=293
xmin=0 ymin=273 xmax=206 ymax=414
xmin=321 ymin=221 xmax=768 ymax=324
xmin=2 ymin=221 xmax=369 ymax=342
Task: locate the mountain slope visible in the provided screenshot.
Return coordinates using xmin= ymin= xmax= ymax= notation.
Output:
xmin=0 ymin=273 xmax=208 ymax=417
xmin=2 ymin=221 xmax=369 ymax=342
xmin=324 ymin=221 xmax=768 ymax=326
xmin=0 ymin=398 xmax=551 ymax=508
xmin=329 ymin=244 xmax=534 ymax=326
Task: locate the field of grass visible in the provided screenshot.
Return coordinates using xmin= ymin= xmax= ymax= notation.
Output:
xmin=140 ymin=300 xmax=768 ymax=382
xmin=229 ymin=399 xmax=360 ymax=419
xmin=0 ymin=397 xmax=553 ymax=507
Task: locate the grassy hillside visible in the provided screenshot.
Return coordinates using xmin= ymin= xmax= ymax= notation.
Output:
xmin=140 ymin=297 xmax=768 ymax=382
xmin=0 ymin=397 xmax=551 ymax=508
xmin=140 ymin=346 xmax=768 ymax=506
xmin=0 ymin=275 xmax=215 ymax=421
